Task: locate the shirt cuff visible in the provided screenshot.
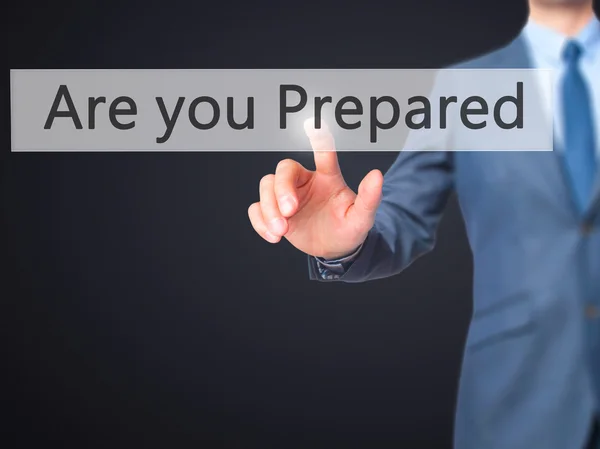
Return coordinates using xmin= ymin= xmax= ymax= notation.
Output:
xmin=314 ymin=244 xmax=364 ymax=279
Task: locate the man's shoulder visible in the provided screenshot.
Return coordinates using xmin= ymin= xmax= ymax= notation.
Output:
xmin=449 ymin=35 xmax=526 ymax=69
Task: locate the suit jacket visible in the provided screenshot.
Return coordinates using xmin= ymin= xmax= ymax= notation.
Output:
xmin=309 ymin=34 xmax=600 ymax=449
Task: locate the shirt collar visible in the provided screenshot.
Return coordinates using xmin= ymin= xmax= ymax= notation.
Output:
xmin=522 ymin=14 xmax=600 ymax=62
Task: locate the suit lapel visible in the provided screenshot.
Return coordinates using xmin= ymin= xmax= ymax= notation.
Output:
xmin=504 ymin=35 xmax=600 ymax=219
xmin=490 ymin=36 xmax=583 ymax=217
xmin=587 ymin=177 xmax=600 ymax=220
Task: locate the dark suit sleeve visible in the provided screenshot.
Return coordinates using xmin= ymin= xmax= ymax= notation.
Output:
xmin=309 ymin=150 xmax=455 ymax=283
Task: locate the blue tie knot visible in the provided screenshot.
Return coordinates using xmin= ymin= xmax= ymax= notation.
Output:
xmin=562 ymin=40 xmax=583 ymax=63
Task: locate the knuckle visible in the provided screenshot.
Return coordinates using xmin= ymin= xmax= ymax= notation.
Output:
xmin=328 ymin=184 xmax=351 ymax=205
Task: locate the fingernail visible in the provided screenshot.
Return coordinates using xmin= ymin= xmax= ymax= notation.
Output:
xmin=265 ymin=231 xmax=279 ymax=243
xmin=269 ymin=217 xmax=286 ymax=235
xmin=279 ymin=195 xmax=296 ymax=216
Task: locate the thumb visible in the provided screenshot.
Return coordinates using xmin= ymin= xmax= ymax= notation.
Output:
xmin=348 ymin=169 xmax=383 ymax=232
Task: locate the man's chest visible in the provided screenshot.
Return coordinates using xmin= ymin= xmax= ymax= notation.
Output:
xmin=453 ymin=151 xmax=596 ymax=224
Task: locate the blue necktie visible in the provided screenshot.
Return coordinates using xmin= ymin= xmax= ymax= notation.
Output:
xmin=561 ymin=40 xmax=597 ymax=213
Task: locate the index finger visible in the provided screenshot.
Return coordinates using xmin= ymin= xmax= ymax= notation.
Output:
xmin=303 ymin=118 xmax=341 ymax=176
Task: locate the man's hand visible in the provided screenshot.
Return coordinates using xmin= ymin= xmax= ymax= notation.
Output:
xmin=248 ymin=119 xmax=384 ymax=260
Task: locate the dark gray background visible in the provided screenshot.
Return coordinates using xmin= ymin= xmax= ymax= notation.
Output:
xmin=1 ymin=0 xmax=569 ymax=448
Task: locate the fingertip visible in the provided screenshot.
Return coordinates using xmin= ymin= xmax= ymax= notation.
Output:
xmin=361 ymin=169 xmax=381 ymax=189
xmin=368 ymin=169 xmax=384 ymax=188
xmin=303 ymin=118 xmax=313 ymax=135
xmin=303 ymin=117 xmax=330 ymax=133
xmin=267 ymin=217 xmax=288 ymax=236
xmin=356 ymin=169 xmax=383 ymax=215
xmin=264 ymin=231 xmax=281 ymax=243
xmin=304 ymin=117 xmax=331 ymax=141
xmin=247 ymin=202 xmax=260 ymax=220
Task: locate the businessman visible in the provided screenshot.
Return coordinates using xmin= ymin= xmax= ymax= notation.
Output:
xmin=248 ymin=0 xmax=600 ymax=448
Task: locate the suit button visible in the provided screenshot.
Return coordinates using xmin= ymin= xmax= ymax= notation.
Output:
xmin=580 ymin=222 xmax=594 ymax=236
xmin=585 ymin=304 xmax=600 ymax=319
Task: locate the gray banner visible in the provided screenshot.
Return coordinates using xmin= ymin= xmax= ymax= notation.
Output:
xmin=10 ymin=69 xmax=554 ymax=151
